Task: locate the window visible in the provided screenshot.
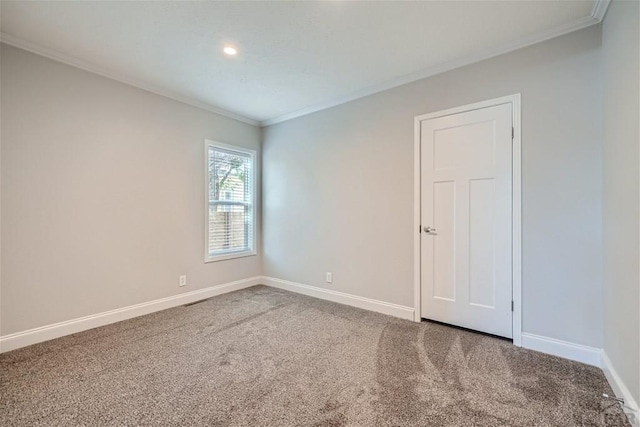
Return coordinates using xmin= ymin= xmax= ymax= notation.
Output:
xmin=205 ymin=140 xmax=256 ymax=262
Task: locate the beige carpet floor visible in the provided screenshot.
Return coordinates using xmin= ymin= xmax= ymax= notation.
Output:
xmin=0 ymin=285 xmax=630 ymax=426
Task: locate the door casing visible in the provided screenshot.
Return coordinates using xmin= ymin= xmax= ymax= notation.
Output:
xmin=413 ymin=94 xmax=522 ymax=346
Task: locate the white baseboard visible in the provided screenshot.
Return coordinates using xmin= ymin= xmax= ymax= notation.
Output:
xmin=260 ymin=276 xmax=415 ymax=321
xmin=521 ymin=332 xmax=602 ymax=367
xmin=601 ymin=351 xmax=640 ymax=426
xmin=0 ymin=276 xmax=262 ymax=353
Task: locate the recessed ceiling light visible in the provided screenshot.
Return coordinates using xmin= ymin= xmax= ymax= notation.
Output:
xmin=223 ymin=46 xmax=237 ymax=56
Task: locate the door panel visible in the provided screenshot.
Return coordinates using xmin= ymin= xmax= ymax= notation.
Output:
xmin=420 ymin=103 xmax=512 ymax=338
xmin=469 ymin=178 xmax=495 ymax=308
xmin=433 ymin=181 xmax=455 ymax=301
xmin=433 ymin=121 xmax=495 ymax=170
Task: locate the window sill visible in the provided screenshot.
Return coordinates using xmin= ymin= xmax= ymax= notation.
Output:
xmin=204 ymin=250 xmax=257 ymax=263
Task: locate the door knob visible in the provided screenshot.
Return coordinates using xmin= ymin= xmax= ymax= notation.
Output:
xmin=423 ymin=226 xmax=437 ymax=234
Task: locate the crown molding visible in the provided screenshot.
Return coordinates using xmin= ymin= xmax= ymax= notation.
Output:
xmin=0 ymin=32 xmax=260 ymax=127
xmin=591 ymin=0 xmax=612 ymax=22
xmin=262 ymin=7 xmax=607 ymax=127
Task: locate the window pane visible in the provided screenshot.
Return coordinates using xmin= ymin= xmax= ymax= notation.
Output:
xmin=208 ymin=205 xmax=250 ymax=254
xmin=206 ymin=143 xmax=254 ymax=259
xmin=209 ymin=149 xmax=251 ymax=203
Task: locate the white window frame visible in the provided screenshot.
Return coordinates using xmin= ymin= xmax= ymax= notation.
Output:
xmin=204 ymin=140 xmax=257 ymax=263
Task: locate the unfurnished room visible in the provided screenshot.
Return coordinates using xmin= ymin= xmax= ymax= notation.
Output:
xmin=0 ymin=0 xmax=639 ymax=426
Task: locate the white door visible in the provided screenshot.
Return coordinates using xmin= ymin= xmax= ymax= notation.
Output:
xmin=420 ymin=103 xmax=513 ymax=338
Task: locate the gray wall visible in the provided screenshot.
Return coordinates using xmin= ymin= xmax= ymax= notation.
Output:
xmin=263 ymin=26 xmax=604 ymax=348
xmin=0 ymin=44 xmax=262 ymax=336
xmin=602 ymin=0 xmax=640 ymax=404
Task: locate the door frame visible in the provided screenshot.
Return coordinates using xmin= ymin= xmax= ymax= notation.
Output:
xmin=413 ymin=94 xmax=522 ymax=346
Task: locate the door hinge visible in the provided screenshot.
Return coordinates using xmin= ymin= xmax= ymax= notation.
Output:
xmin=418 ymin=225 xmax=421 ymax=234
xmin=511 ymin=300 xmax=514 ymax=312
xmin=512 ymin=127 xmax=515 ymax=140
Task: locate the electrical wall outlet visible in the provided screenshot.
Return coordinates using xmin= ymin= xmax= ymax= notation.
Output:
xmin=179 ymin=275 xmax=187 ymax=287
xmin=326 ymin=272 xmax=333 ymax=283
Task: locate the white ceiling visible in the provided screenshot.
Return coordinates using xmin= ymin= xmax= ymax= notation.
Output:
xmin=0 ymin=1 xmax=606 ymax=126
